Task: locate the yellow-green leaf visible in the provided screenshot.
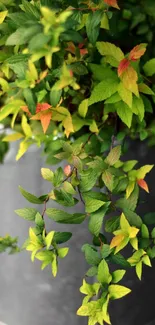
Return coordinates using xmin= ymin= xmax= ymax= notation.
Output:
xmin=129 ymin=226 xmax=139 ymax=239
xmin=0 ymin=11 xmax=8 ymax=24
xmin=41 ymin=167 xmax=54 ymax=182
xmin=0 ymin=99 xmax=25 ymax=121
xmin=97 ymin=259 xmax=110 ymax=284
xmin=106 ymin=145 xmax=121 ymax=166
xmin=126 ymin=181 xmax=135 ymax=199
xmin=100 ymin=13 xmax=109 ymax=30
xmin=120 ymin=213 xmax=130 ymax=232
xmin=108 ymin=284 xmax=131 ymax=299
xmin=136 ymin=165 xmax=154 ymax=179
xmin=97 ymin=42 xmax=124 ymax=64
xmin=3 ymin=132 xmax=24 ymax=142
xmin=22 ymin=114 xmax=32 ymax=137
xmin=78 ymin=99 xmax=88 ymax=118
xmin=51 ymin=255 xmax=58 ymax=277
xmin=16 ymin=140 xmax=32 ymax=161
xmin=118 ymin=82 xmax=132 ymax=108
xmin=136 ymin=261 xmax=142 ymax=280
xmin=45 ymin=231 xmax=55 ymax=249
xmin=130 ymin=237 xmax=138 ymax=250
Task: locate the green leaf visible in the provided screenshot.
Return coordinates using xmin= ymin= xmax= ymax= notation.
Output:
xmin=53 ymin=232 xmax=72 ymax=244
xmin=52 ymin=189 xmax=77 ymax=207
xmin=112 ymin=270 xmax=126 ymax=283
xmin=86 ymin=10 xmax=103 ymax=44
xmin=123 ymin=209 xmax=142 ymax=228
xmin=53 ymin=167 xmax=64 ymax=187
xmin=19 ymin=186 xmax=45 ymax=204
xmin=35 ymin=212 xmax=44 ymax=228
xmin=83 ymin=193 xmax=106 ymax=213
xmin=89 ymin=64 xmax=117 ymax=81
xmin=45 ymin=231 xmax=55 ymax=249
xmin=89 ymin=78 xmax=119 ymax=106
xmin=22 ymin=0 xmax=40 ymax=18
xmin=63 ymin=181 xmax=76 ymax=195
xmin=101 ymin=244 xmax=111 ymax=258
xmin=106 ymin=145 xmax=121 ymax=166
xmin=108 ymin=284 xmax=131 ymax=299
xmin=102 ymin=169 xmax=113 ymax=191
xmin=141 ymin=224 xmax=149 ymax=239
xmin=105 ymin=216 xmax=120 ymax=233
xmin=116 ymin=185 xmax=139 ymax=212
xmin=46 ymin=208 xmax=85 ymax=224
xmin=86 ymin=266 xmax=98 ymax=277
xmin=6 ymin=25 xmax=41 ymax=46
xmin=15 ymin=207 xmax=37 ymax=221
xmin=143 ymin=58 xmax=155 ymax=76
xmin=58 ymin=247 xmax=69 ymax=258
xmin=139 ymin=83 xmax=154 ymax=95
xmin=83 ymin=245 xmax=101 ymax=266
xmin=110 ymin=253 xmax=131 ymax=268
xmin=79 ymin=169 xmax=98 ymax=192
xmin=96 ymin=42 xmax=124 ymax=64
xmin=151 ymin=227 xmax=155 ymax=239
xmin=123 ymin=160 xmax=138 ymax=172
xmin=97 ymin=259 xmax=110 ymax=284
xmin=50 ymin=88 xmax=62 ymax=107
xmin=131 ymin=96 xmax=144 ymax=121
xmin=78 ymin=99 xmax=88 ymax=118
xmin=143 ymin=212 xmax=155 ymax=225
xmin=41 ymin=168 xmax=54 ymax=182
xmin=89 ymin=204 xmax=110 ymax=236
xmin=115 ymin=101 xmax=133 ymax=128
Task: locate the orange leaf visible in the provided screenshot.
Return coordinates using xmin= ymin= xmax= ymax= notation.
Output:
xmin=137 ymin=179 xmax=149 ymax=193
xmin=40 ymin=111 xmax=52 ymax=133
xmin=21 ymin=106 xmax=31 ymax=117
xmin=64 ymin=165 xmax=72 ymax=176
xmin=129 ymin=44 xmax=147 ymax=61
xmin=104 ymin=0 xmax=120 ymax=9
xmin=118 ymin=58 xmax=130 ymax=77
xmin=110 ymin=234 xmax=125 ymax=249
xmin=36 ymin=103 xmax=51 ymax=113
xmin=31 ymin=109 xmax=52 ymax=133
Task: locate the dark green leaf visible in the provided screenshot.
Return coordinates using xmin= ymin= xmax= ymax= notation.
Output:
xmin=83 ymin=245 xmax=101 ymax=266
xmin=53 ymin=232 xmax=72 ymax=244
xmin=143 ymin=212 xmax=155 ymax=225
xmin=110 ymin=253 xmax=131 ymax=268
xmin=105 ymin=216 xmax=120 ymax=233
xmin=86 ymin=10 xmax=103 ymax=44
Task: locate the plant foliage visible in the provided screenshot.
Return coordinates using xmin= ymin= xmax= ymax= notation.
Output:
xmin=1 ymin=0 xmax=155 ymax=324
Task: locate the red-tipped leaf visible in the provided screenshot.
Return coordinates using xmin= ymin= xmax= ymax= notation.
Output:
xmin=137 ymin=179 xmax=149 ymax=193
